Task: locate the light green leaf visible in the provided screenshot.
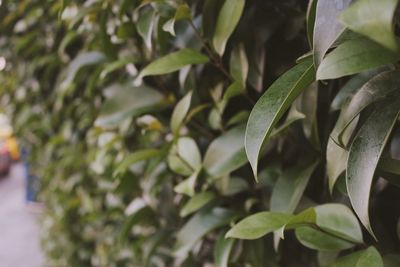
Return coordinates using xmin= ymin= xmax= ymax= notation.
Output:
xmin=174 ymin=169 xmax=200 ymax=197
xmin=313 ymin=0 xmax=352 ymax=67
xmin=330 ymin=247 xmax=383 ymax=267
xmin=295 ymin=227 xmax=357 ymax=251
xmin=347 ymin=94 xmax=400 ymax=237
xmin=327 ymin=138 xmax=348 ymax=193
xmin=170 ymin=91 xmax=192 ymax=136
xmin=271 ymin=160 xmax=318 ymax=213
xmin=162 ymin=4 xmax=192 ymax=36
xmin=174 ymin=208 xmax=236 ymax=257
xmin=212 ymin=0 xmax=245 ymax=56
xmin=113 ymin=149 xmax=160 ymax=177
xmin=339 ymin=0 xmax=399 ymax=52
xmin=204 ymin=125 xmax=247 ymax=178
xmin=230 ymin=43 xmax=248 ymax=86
xmin=225 ymin=212 xmax=292 ymax=240
xmin=95 ymin=83 xmax=166 ymax=128
xmin=137 ymin=49 xmax=209 ymax=79
xmin=168 ymin=136 xmax=202 ymax=176
xmin=295 ymin=204 xmax=363 ymax=251
xmin=214 ymin=232 xmax=235 ymax=267
xmin=245 ymin=59 xmax=315 ymax=180
xmin=223 ymin=81 xmax=245 ymax=101
xmin=180 ymin=191 xmax=216 ymax=217
xmin=317 ymin=37 xmax=400 ymax=80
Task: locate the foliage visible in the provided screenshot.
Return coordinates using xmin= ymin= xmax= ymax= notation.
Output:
xmin=0 ymin=0 xmax=400 ymax=266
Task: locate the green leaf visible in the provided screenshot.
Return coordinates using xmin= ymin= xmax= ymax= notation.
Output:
xmin=230 ymin=43 xmax=248 ymax=86
xmin=295 ymin=204 xmax=363 ymax=251
xmin=330 ymin=68 xmax=385 ymax=111
xmin=170 ymin=91 xmax=192 ymax=136
xmin=162 ymin=4 xmax=192 ymax=36
xmin=168 ymin=136 xmax=202 ymax=176
xmin=212 ymin=0 xmax=245 ymax=56
xmin=225 ymin=212 xmax=292 ymax=240
xmin=61 ymin=51 xmax=106 ymax=89
xmin=327 ymin=138 xmax=348 ymax=193
xmin=317 ymin=37 xmax=400 ymax=80
xmin=331 ymin=70 xmax=400 ymax=147
xmin=204 ymin=125 xmax=247 ymax=178
xmin=306 ymin=0 xmax=317 ymax=47
xmin=137 ymin=7 xmax=156 ymax=49
xmin=100 ymin=57 xmax=137 ymax=80
xmin=113 ymin=149 xmax=160 ymax=177
xmin=137 ymin=49 xmax=209 ymax=79
xmin=347 ymin=94 xmax=400 ymax=237
xmin=330 ymin=247 xmax=383 ymax=267
xmin=339 ymin=0 xmax=400 ymax=52
xmin=313 ymin=0 xmax=352 ymax=67
xmin=245 ymin=58 xmax=315 ymax=179
xmin=174 ymin=169 xmax=200 ymax=197
xmin=214 ymin=232 xmax=235 ymax=267
xmin=295 ymin=227 xmax=357 ymax=251
xmin=174 ymin=208 xmax=236 ymax=257
xmin=271 ymin=160 xmax=318 ymax=213
xmin=95 ymin=83 xmax=166 ymax=128
xmin=180 ymin=191 xmax=216 ymax=217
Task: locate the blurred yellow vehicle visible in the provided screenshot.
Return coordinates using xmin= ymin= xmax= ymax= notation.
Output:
xmin=0 ymin=114 xmax=19 ymax=176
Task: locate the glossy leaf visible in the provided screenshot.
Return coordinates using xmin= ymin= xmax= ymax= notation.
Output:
xmin=212 ymin=0 xmax=245 ymax=56
xmin=330 ymin=68 xmax=385 ymax=111
xmin=137 ymin=7 xmax=155 ymax=49
xmin=331 ymin=70 xmax=400 ymax=146
xmin=339 ymin=0 xmax=399 ymax=52
xmin=313 ymin=0 xmax=352 ymax=67
xmin=204 ymin=125 xmax=247 ymax=178
xmin=317 ymin=37 xmax=400 ymax=80
xmin=347 ymin=94 xmax=400 ymax=237
xmin=245 ymin=59 xmax=315 ymax=179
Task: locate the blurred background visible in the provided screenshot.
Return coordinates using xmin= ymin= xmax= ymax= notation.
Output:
xmin=0 ymin=111 xmax=43 ymax=267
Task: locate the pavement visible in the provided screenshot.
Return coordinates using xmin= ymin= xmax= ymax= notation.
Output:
xmin=0 ymin=163 xmax=44 ymax=267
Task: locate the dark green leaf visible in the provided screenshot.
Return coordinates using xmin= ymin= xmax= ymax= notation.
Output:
xmin=317 ymin=37 xmax=400 ymax=80
xmin=245 ymin=59 xmax=315 ymax=179
xmin=347 ymin=94 xmax=400 ymax=237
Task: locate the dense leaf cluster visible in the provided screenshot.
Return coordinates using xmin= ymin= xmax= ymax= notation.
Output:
xmin=0 ymin=0 xmax=400 ymax=266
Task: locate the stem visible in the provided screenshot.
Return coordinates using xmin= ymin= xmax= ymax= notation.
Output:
xmin=188 ymin=20 xmax=233 ymax=82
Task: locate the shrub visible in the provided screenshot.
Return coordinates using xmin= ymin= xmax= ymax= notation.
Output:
xmin=0 ymin=0 xmax=400 ymax=266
